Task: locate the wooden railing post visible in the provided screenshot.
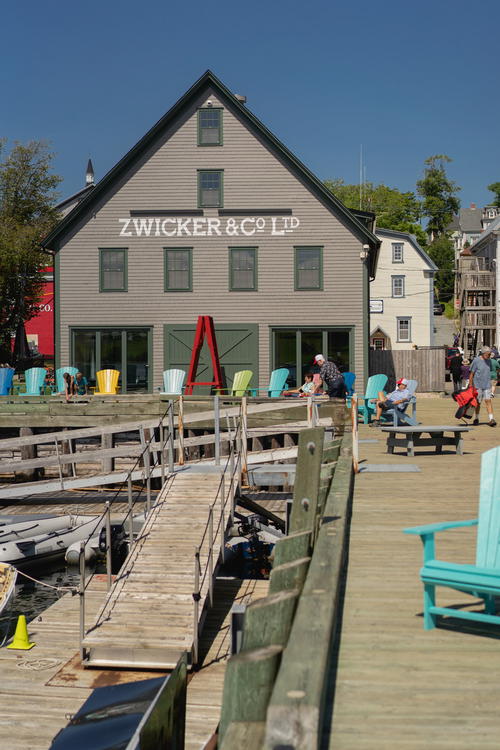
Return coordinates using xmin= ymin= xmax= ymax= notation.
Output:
xmin=178 ymin=396 xmax=185 ymax=466
xmin=208 ymin=507 xmax=214 ymax=607
xmin=105 ymin=501 xmax=112 ymax=591
xmin=160 ymin=422 xmax=166 ymax=485
xmin=145 ymin=442 xmax=151 ymax=514
xmin=220 ymin=477 xmax=226 ymax=564
xmin=241 ymin=397 xmax=248 ymax=485
xmin=168 ymin=400 xmax=175 ymax=472
xmin=193 ymin=546 xmax=200 ymax=666
xmin=351 ymin=393 xmax=359 ymax=474
xmin=127 ymin=475 xmax=133 ymax=544
xmin=214 ymin=395 xmax=220 ymax=466
xmin=79 ymin=539 xmax=86 ymax=660
xmin=307 ymin=397 xmax=313 ymax=427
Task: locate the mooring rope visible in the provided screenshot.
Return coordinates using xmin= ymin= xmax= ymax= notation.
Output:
xmin=15 ymin=567 xmax=78 ymax=594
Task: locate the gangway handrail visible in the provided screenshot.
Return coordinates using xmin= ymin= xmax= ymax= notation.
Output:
xmin=192 ymin=405 xmax=244 ymax=665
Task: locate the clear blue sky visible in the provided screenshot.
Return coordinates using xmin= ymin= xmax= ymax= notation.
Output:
xmin=2 ymin=0 xmax=498 ymax=211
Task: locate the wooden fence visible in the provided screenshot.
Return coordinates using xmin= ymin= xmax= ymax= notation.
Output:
xmin=369 ymin=348 xmax=445 ymax=392
xmin=217 ymin=427 xmax=354 ymax=749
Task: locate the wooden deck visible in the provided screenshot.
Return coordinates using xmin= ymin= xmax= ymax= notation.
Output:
xmin=328 ymin=397 xmax=500 ymax=748
xmin=82 ymin=469 xmax=226 ymax=669
xmin=0 ymin=573 xmax=268 ymax=749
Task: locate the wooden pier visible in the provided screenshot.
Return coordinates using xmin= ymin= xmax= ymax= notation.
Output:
xmin=82 ymin=469 xmax=229 ymax=669
xmin=328 ymin=397 xmax=500 ymax=749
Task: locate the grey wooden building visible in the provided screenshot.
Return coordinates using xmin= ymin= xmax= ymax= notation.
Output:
xmin=43 ymin=71 xmax=380 ymax=393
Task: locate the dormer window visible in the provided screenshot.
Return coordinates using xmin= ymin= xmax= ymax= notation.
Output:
xmin=392 ymin=242 xmax=404 ymax=263
xmin=198 ymin=108 xmax=223 ymax=146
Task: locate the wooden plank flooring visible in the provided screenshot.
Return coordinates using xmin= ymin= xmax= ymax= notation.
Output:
xmin=328 ymin=397 xmax=500 ymax=748
xmin=82 ymin=470 xmax=227 ymax=669
xmin=0 ymin=577 xmax=107 ymax=750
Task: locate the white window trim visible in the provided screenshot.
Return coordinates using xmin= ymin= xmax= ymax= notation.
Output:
xmin=397 ymin=317 xmax=412 ymax=342
xmin=392 ymin=243 xmax=404 ymax=263
xmin=391 ymin=275 xmax=405 ymax=298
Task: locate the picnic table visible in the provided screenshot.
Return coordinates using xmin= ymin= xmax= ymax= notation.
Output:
xmin=380 ymin=425 xmax=471 ymax=457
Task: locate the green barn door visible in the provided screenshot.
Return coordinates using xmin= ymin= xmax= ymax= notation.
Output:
xmin=164 ymin=323 xmax=258 ymax=394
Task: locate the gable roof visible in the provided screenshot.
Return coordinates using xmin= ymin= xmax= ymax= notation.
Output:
xmin=42 ymin=70 xmax=380 ymax=275
xmin=470 ymin=214 xmax=500 ymax=252
xmin=375 ymin=227 xmax=438 ymax=272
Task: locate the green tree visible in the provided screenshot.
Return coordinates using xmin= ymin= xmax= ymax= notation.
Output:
xmin=324 ymin=178 xmax=428 ymax=246
xmin=416 ymin=155 xmax=460 ymax=239
xmin=427 ymin=234 xmax=455 ymax=302
xmin=0 ymin=140 xmax=61 ymax=361
xmin=487 ymin=182 xmax=500 ymax=208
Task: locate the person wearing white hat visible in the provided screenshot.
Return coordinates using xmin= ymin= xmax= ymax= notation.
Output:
xmin=370 ymin=378 xmax=411 ymax=426
xmin=312 ymin=354 xmax=345 ymax=398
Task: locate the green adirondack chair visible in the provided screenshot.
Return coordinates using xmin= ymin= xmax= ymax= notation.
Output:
xmin=358 ymin=373 xmax=388 ymax=423
xmin=404 ymin=445 xmax=500 ymax=630
xmin=249 ymin=368 xmax=289 ymax=397
xmin=217 ymin=370 xmax=253 ymax=396
xmin=161 ymin=369 xmax=186 ymax=394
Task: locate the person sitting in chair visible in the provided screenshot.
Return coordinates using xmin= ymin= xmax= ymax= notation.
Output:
xmin=370 ymin=378 xmax=411 ymax=426
xmin=282 ymin=372 xmax=315 ymax=397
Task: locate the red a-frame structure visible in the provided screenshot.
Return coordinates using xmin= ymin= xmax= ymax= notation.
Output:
xmin=184 ymin=316 xmax=224 ymax=395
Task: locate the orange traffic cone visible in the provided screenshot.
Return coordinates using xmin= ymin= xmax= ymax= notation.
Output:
xmin=7 ymin=615 xmax=35 ymax=650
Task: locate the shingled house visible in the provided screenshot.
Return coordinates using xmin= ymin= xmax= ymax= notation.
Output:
xmin=42 ymin=71 xmax=380 ymax=393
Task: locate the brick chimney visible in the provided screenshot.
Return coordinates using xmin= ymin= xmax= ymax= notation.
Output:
xmin=470 ymin=202 xmax=476 ymax=209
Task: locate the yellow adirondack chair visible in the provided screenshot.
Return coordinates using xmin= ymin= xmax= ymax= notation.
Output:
xmin=93 ymin=369 xmax=120 ymax=395
xmin=217 ymin=370 xmax=253 ymax=396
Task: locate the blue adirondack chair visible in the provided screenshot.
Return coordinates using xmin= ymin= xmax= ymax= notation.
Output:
xmin=249 ymin=368 xmax=290 ymax=397
xmin=404 ymin=445 xmax=500 ymax=630
xmin=54 ymin=367 xmax=79 ymax=394
xmin=23 ymin=367 xmax=47 ymax=396
xmin=161 ymin=369 xmax=186 ymax=395
xmin=343 ymin=372 xmax=356 ymax=397
xmin=381 ymin=379 xmax=418 ymax=426
xmin=0 ymin=368 xmax=14 ymax=396
xmin=358 ymin=374 xmax=388 ymax=424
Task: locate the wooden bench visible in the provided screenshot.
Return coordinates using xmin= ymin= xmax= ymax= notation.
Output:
xmin=380 ymin=425 xmax=471 ymax=457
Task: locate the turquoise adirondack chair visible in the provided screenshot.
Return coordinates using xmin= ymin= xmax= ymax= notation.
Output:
xmin=250 ymin=368 xmax=290 ymax=397
xmin=161 ymin=369 xmax=186 ymax=394
xmin=0 ymin=368 xmax=14 ymax=396
xmin=358 ymin=374 xmax=388 ymax=424
xmin=381 ymin=379 xmax=418 ymax=426
xmin=404 ymin=445 xmax=500 ymax=630
xmin=54 ymin=367 xmax=79 ymax=394
xmin=23 ymin=367 xmax=47 ymax=395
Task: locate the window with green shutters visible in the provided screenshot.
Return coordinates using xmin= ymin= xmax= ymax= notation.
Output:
xmin=294 ymin=246 xmax=323 ymax=290
xmin=198 ymin=108 xmax=223 ymax=146
xmin=229 ymin=247 xmax=257 ymax=291
xmin=198 ymin=170 xmax=223 ymax=208
xmin=164 ymin=248 xmax=192 ymax=291
xmin=99 ymin=248 xmax=127 ymax=292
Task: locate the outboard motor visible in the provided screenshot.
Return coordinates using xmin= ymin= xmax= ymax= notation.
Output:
xmin=99 ymin=524 xmax=129 ymax=573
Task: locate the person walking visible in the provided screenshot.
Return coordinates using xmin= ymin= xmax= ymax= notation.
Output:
xmin=469 ymin=346 xmax=496 ymax=426
xmin=449 ymin=350 xmax=463 ymax=393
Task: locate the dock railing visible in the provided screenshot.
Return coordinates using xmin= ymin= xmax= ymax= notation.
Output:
xmin=192 ymin=408 xmax=244 ymax=666
xmin=216 ymin=426 xmax=353 ymax=748
xmin=77 ymin=395 xmax=250 ymax=663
